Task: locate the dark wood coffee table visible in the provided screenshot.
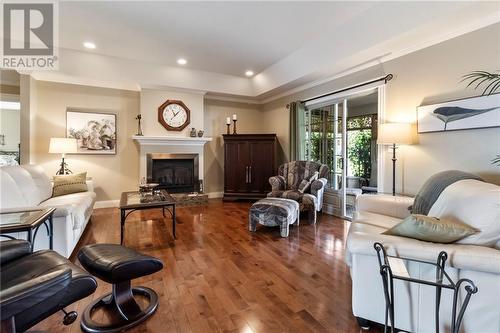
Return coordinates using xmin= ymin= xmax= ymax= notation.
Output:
xmin=119 ymin=190 xmax=176 ymax=245
xmin=0 ymin=208 xmax=56 ymax=250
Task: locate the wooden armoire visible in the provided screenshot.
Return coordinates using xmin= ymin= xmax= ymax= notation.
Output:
xmin=223 ymin=134 xmax=277 ymax=200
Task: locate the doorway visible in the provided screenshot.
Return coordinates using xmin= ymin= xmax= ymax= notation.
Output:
xmin=302 ymin=87 xmax=381 ymax=219
xmin=0 ymin=70 xmax=21 ymax=166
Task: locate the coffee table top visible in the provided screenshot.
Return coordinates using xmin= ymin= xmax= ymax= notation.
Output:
xmin=120 ymin=190 xmax=176 ymax=209
xmin=0 ymin=208 xmax=56 ymax=233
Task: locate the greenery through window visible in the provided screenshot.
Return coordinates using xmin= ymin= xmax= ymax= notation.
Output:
xmin=303 ymin=107 xmax=376 ymax=189
xmin=346 ymin=115 xmax=377 ymax=182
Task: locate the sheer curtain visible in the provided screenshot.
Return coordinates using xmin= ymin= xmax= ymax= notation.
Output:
xmin=288 ymin=101 xmax=306 ymax=161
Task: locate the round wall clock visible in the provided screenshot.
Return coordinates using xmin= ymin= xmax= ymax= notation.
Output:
xmin=158 ymin=100 xmax=190 ymax=131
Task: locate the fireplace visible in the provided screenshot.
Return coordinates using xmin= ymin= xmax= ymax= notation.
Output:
xmin=147 ymin=153 xmax=199 ymax=193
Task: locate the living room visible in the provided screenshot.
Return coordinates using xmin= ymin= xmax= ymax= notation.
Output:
xmin=1 ymin=1 xmax=499 ymax=333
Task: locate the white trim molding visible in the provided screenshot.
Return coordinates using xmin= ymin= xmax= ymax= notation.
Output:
xmin=94 ymin=200 xmax=119 ymax=209
xmin=132 ymin=135 xmax=212 ymax=146
xmin=206 ymin=192 xmax=223 ymax=199
xmin=377 ymin=85 xmax=387 ymax=194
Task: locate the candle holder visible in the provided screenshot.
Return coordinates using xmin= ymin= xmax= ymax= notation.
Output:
xmin=226 ymin=123 xmax=231 ymax=135
xmin=232 ymin=119 xmax=237 ymax=134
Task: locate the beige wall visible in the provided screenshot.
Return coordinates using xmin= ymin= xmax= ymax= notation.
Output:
xmin=203 ymin=99 xmax=265 ymax=194
xmin=140 ymin=88 xmax=205 ymax=136
xmin=262 ymin=23 xmax=500 ymax=195
xmin=31 ymin=81 xmax=140 ymax=201
xmin=28 ymin=83 xmax=265 ymax=200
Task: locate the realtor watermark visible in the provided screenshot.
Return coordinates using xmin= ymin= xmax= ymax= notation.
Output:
xmin=1 ymin=1 xmax=59 ymax=70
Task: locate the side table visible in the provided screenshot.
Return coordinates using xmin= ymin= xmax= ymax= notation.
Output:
xmin=374 ymin=242 xmax=477 ymax=333
xmin=0 ymin=208 xmax=56 ymax=250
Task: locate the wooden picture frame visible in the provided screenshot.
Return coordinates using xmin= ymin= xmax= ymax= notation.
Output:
xmin=158 ymin=100 xmax=190 ymax=131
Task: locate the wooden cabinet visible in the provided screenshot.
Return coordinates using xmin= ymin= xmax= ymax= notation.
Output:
xmin=223 ymin=134 xmax=277 ymax=200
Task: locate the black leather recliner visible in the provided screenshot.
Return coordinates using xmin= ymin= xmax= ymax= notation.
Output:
xmin=0 ymin=240 xmax=98 ymax=333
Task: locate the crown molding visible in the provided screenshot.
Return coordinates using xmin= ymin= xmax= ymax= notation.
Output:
xmin=204 ymin=93 xmax=260 ymax=105
xmin=140 ymin=84 xmax=207 ymax=96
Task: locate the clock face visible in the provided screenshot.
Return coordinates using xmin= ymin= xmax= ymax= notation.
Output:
xmin=163 ymin=104 xmax=188 ymax=128
xmin=158 ymin=100 xmax=190 ymax=131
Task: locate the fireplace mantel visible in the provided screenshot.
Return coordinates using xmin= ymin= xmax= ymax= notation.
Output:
xmin=132 ymin=135 xmax=212 ymax=146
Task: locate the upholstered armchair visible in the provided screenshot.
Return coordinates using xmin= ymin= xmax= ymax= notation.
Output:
xmin=267 ymin=161 xmax=329 ymax=224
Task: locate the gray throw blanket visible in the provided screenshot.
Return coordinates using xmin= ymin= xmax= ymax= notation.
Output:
xmin=411 ymin=170 xmax=483 ymax=215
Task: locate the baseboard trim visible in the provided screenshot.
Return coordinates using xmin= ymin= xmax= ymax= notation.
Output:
xmin=322 ymin=202 xmax=337 ymax=216
xmin=94 ymin=200 xmax=119 ymax=209
xmin=206 ymin=191 xmax=223 ymax=199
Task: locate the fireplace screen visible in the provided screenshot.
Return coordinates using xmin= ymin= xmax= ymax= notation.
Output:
xmin=147 ymin=154 xmax=199 ymax=193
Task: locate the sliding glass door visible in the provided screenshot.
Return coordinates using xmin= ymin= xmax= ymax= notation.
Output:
xmin=304 ymin=99 xmax=347 ymax=217
xmin=302 ymin=87 xmax=380 ymax=218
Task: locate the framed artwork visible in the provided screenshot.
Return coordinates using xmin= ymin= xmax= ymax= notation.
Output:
xmin=417 ymin=93 xmax=500 ymax=133
xmin=66 ymin=109 xmax=116 ymax=155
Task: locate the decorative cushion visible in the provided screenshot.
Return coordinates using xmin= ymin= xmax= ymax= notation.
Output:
xmin=52 ymin=172 xmax=88 ymax=197
xmin=267 ymin=190 xmax=317 ymax=211
xmin=383 ymin=214 xmax=478 ymax=243
xmin=298 ymin=171 xmax=319 ymax=193
xmin=427 ymin=179 xmax=500 ymax=249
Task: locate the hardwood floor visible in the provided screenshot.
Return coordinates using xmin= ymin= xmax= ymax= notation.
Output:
xmin=31 ymin=200 xmax=383 ymax=333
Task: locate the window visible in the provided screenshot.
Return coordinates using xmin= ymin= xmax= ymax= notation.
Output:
xmin=303 ymin=104 xmax=343 ymax=189
xmin=302 ymin=106 xmax=377 ymax=190
xmin=346 ymin=114 xmax=377 ymax=185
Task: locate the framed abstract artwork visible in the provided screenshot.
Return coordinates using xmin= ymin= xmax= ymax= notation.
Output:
xmin=417 ymin=93 xmax=500 ymax=133
xmin=66 ymin=109 xmax=117 ymax=155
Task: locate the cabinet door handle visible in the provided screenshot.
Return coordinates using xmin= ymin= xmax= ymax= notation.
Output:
xmin=245 ymin=166 xmax=249 ymax=183
xmin=249 ymin=166 xmax=252 ymax=183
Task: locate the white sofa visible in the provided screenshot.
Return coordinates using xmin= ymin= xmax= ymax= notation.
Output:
xmin=0 ymin=164 xmax=96 ymax=258
xmin=345 ymin=179 xmax=500 ymax=333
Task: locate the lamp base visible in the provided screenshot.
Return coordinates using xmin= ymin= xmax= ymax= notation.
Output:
xmin=56 ymin=157 xmax=73 ymax=175
xmin=391 ymin=143 xmax=397 ymax=196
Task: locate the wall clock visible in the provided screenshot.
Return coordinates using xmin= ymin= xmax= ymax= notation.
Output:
xmin=158 ymin=100 xmax=190 ymax=131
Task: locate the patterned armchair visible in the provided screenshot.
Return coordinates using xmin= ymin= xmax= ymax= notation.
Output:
xmin=267 ymin=161 xmax=329 ymax=224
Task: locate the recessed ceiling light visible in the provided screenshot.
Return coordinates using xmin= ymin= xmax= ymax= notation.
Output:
xmin=177 ymin=58 xmax=187 ymax=65
xmin=245 ymin=70 xmax=254 ymax=77
xmin=83 ymin=41 xmax=96 ymax=49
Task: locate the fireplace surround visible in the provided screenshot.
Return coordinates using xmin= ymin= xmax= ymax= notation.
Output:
xmin=147 ymin=153 xmax=199 ymax=193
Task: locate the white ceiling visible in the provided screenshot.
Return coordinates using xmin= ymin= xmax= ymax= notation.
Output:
xmin=60 ymin=1 xmax=371 ymax=77
xmin=26 ymin=1 xmax=500 ymax=101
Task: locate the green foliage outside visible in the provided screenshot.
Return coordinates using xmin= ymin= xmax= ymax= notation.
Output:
xmin=347 ymin=130 xmax=372 ymax=181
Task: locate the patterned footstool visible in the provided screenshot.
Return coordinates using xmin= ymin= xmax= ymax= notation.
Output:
xmin=249 ymin=198 xmax=300 ymax=237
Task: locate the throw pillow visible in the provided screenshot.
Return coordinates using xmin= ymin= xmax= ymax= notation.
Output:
xmin=383 ymin=214 xmax=478 ymax=243
xmin=298 ymin=171 xmax=319 ymax=194
xmin=52 ymin=172 xmax=88 ymax=197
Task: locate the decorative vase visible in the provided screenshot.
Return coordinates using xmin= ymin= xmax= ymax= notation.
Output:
xmin=197 ymin=130 xmax=204 ymax=137
xmin=189 ymin=128 xmax=197 ymax=137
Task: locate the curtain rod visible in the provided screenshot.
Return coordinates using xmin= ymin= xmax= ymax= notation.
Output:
xmin=298 ymin=73 xmax=393 ymax=104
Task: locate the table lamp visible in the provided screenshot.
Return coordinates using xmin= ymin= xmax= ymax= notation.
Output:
xmin=377 ymin=123 xmax=413 ymax=196
xmin=49 ymin=138 xmax=77 ymax=175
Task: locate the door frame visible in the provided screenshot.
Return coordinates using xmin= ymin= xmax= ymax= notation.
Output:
xmin=304 ymin=83 xmax=386 ymax=218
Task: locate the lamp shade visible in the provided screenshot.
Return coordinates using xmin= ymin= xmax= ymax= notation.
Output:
xmin=377 ymin=123 xmax=413 ymax=145
xmin=49 ymin=138 xmax=77 ymax=154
